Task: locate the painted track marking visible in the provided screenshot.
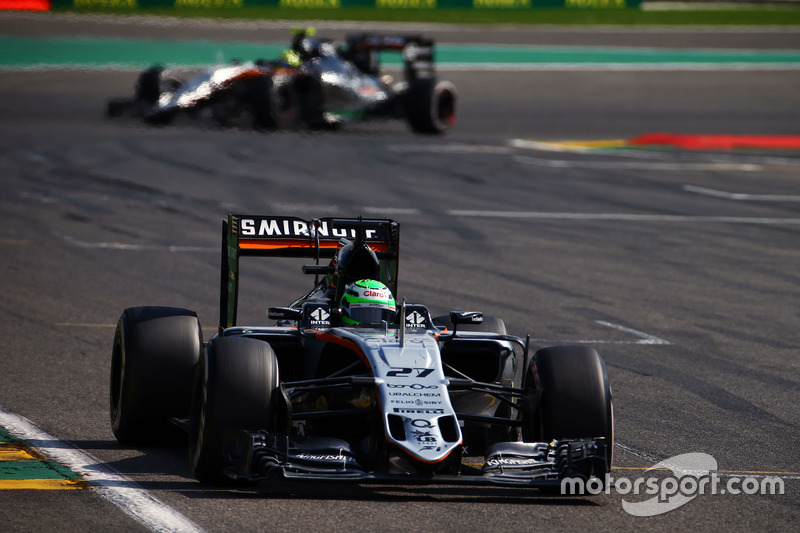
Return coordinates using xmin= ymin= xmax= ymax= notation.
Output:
xmin=515 ymin=154 xmax=763 ymax=172
xmin=684 ymin=185 xmax=800 ymax=202
xmin=615 ymin=442 xmax=800 ymax=481
xmin=0 ymin=438 xmax=86 ymax=490
xmin=530 ymin=320 xmax=671 ymax=346
xmin=0 ymin=407 xmax=204 ymax=533
xmin=446 ymin=210 xmax=800 ymax=225
xmin=54 ymin=232 xmax=217 ymax=253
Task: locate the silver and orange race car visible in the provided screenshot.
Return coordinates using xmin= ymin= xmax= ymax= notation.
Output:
xmin=109 ymin=215 xmax=613 ymax=490
xmin=106 ymin=31 xmax=457 ymax=134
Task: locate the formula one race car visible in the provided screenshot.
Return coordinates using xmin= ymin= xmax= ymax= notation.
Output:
xmin=106 ymin=30 xmax=456 ymax=134
xmin=109 ymin=216 xmax=613 ymax=491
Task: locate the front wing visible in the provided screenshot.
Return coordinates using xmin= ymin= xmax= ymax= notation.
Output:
xmin=225 ymin=431 xmax=609 ymax=489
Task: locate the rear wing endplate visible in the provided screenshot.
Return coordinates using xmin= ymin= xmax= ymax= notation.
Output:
xmin=220 ymin=215 xmax=399 ymax=330
xmin=345 ymin=33 xmax=435 ymax=82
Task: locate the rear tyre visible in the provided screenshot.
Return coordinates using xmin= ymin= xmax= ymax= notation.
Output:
xmin=293 ymin=73 xmax=326 ymax=129
xmin=135 ymin=67 xmax=163 ymax=105
xmin=189 ymin=337 xmax=279 ymax=484
xmin=110 ymin=306 xmax=202 ymax=446
xmin=405 ymin=79 xmax=457 ymax=134
xmin=246 ymin=75 xmax=278 ymax=130
xmin=522 ymin=346 xmax=613 ymax=467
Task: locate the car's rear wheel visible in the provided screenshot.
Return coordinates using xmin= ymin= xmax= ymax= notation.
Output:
xmin=110 ymin=306 xmax=202 ymax=446
xmin=405 ymin=79 xmax=457 ymax=134
xmin=135 ymin=67 xmax=163 ymax=105
xmin=522 ymin=346 xmax=613 ymax=467
xmin=189 ymin=337 xmax=279 ymax=484
xmin=246 ymin=75 xmax=278 ymax=130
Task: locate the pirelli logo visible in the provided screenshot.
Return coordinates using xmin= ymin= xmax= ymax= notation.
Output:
xmin=393 ymin=408 xmax=445 ymax=414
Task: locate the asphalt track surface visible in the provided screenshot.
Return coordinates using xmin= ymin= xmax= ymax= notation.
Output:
xmin=1 ymin=12 xmax=800 ymax=532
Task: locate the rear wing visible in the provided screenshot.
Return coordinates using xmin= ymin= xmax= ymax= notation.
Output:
xmin=220 ymin=215 xmax=400 ymax=330
xmin=344 ymin=33 xmax=435 ymax=82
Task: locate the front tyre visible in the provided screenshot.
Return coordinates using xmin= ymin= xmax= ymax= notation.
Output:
xmin=189 ymin=337 xmax=279 ymax=484
xmin=405 ymin=79 xmax=457 ymax=135
xmin=522 ymin=346 xmax=614 ymax=468
xmin=110 ymin=306 xmax=202 ymax=446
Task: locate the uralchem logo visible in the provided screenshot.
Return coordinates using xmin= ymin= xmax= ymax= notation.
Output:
xmin=561 ymin=452 xmax=785 ymax=516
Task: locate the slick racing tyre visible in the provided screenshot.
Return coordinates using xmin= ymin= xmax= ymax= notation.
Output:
xmin=246 ymin=75 xmax=278 ymax=130
xmin=189 ymin=337 xmax=279 ymax=484
xmin=405 ymin=79 xmax=457 ymax=135
xmin=522 ymin=346 xmax=614 ymax=467
xmin=211 ymin=76 xmax=278 ymax=130
xmin=110 ymin=306 xmax=202 ymax=446
xmin=135 ymin=66 xmax=163 ymax=106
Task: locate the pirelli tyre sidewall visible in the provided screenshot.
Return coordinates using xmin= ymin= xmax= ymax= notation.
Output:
xmin=405 ymin=79 xmax=457 ymax=135
xmin=110 ymin=306 xmax=202 ymax=446
xmin=523 ymin=346 xmax=614 ymax=467
xmin=189 ymin=336 xmax=279 ymax=484
xmin=135 ymin=66 xmax=163 ymax=105
xmin=245 ymin=75 xmax=278 ymax=130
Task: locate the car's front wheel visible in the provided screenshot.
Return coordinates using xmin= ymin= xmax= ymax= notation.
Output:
xmin=189 ymin=336 xmax=279 ymax=484
xmin=521 ymin=345 xmax=614 ymax=468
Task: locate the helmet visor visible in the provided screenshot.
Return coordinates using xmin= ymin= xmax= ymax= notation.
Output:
xmin=344 ymin=305 xmax=396 ymax=326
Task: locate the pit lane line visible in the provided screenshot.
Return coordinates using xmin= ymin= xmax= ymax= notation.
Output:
xmin=0 ymin=406 xmax=205 ymax=533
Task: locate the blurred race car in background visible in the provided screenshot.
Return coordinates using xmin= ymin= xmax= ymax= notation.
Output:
xmin=106 ymin=30 xmax=457 ymax=134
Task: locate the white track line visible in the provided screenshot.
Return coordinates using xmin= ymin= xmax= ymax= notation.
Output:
xmin=684 ymin=185 xmax=800 ymax=202
xmin=446 ymin=210 xmax=800 ymax=225
xmin=596 ymin=321 xmax=672 ymax=345
xmin=363 ymin=207 xmax=422 ymax=215
xmin=0 ymin=406 xmax=204 ymax=533
xmin=615 ymin=442 xmax=800 ymax=480
xmin=530 ymin=321 xmax=671 ymax=345
xmin=515 ymin=154 xmax=763 ymax=171
xmin=54 ymin=232 xmax=217 ymax=253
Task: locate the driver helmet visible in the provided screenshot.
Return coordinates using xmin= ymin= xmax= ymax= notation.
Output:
xmin=291 ymin=27 xmax=321 ymax=61
xmin=340 ymin=279 xmax=396 ymax=326
xmin=279 ymin=48 xmax=302 ymax=67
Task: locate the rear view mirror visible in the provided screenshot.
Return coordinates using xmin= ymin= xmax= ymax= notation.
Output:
xmin=449 ymin=311 xmax=483 ymax=326
xmin=268 ymin=307 xmax=303 ymax=321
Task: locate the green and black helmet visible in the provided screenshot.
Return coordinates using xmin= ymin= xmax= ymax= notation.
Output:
xmin=340 ymin=279 xmax=396 ymax=326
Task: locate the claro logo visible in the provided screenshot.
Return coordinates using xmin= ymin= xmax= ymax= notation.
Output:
xmin=363 ymin=290 xmax=388 ymax=298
